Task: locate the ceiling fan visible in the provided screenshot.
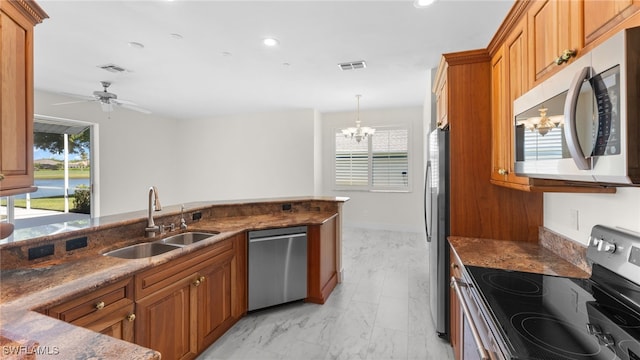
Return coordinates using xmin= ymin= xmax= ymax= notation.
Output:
xmin=53 ymin=81 xmax=151 ymax=114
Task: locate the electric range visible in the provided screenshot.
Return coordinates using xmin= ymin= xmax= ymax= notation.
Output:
xmin=464 ymin=225 xmax=640 ymax=360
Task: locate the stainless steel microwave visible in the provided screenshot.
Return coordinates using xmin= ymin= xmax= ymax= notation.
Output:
xmin=513 ymin=26 xmax=639 ymax=185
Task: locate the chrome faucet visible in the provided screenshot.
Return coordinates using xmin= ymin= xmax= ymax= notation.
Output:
xmin=180 ymin=204 xmax=188 ymax=230
xmin=145 ymin=186 xmax=162 ymax=237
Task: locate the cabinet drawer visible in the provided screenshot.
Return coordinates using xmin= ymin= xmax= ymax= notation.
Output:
xmin=135 ymin=238 xmax=234 ymax=300
xmin=48 ymin=277 xmax=133 ymax=323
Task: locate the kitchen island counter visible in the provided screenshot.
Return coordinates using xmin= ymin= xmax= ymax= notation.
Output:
xmin=0 ymin=197 xmax=347 ymax=360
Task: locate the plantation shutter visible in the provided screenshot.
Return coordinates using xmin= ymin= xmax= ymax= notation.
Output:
xmin=335 ymin=134 xmax=369 ymax=186
xmin=372 ymin=128 xmax=409 ymax=188
xmin=335 ymin=126 xmax=409 ymax=190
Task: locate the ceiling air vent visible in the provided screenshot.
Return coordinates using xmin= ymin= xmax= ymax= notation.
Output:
xmin=338 ymin=60 xmax=367 ymax=71
xmin=97 ymin=63 xmax=128 ymax=73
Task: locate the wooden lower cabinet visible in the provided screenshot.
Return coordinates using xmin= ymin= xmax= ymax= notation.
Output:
xmin=449 ymin=248 xmax=463 ymax=360
xmin=196 ymin=251 xmax=235 ymax=350
xmin=45 ymin=277 xmax=135 ymax=343
xmin=135 ymin=275 xmax=197 ymax=360
xmin=135 ymin=234 xmax=246 ymax=360
xmin=307 ymin=215 xmax=338 ymax=304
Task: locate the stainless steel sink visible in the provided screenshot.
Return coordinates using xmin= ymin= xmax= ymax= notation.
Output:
xmin=104 ymin=242 xmax=181 ymax=259
xmin=156 ymin=231 xmax=219 ymax=246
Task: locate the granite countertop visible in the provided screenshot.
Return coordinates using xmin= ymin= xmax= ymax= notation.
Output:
xmin=0 ymin=207 xmax=339 ymax=360
xmin=448 ymin=236 xmax=591 ymax=279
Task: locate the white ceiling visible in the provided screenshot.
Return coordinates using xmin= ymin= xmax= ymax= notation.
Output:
xmin=34 ymin=0 xmax=513 ymax=120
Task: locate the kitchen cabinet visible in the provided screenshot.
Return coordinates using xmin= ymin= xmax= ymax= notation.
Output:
xmin=434 ymin=49 xmax=542 ymax=242
xmin=491 ymin=17 xmax=533 ymax=189
xmin=487 ymin=0 xmax=625 ymax=193
xmin=584 ymin=0 xmax=640 ymax=45
xmin=449 ymin=247 xmax=463 ymax=360
xmin=434 ymin=71 xmax=448 ymax=129
xmin=0 ymin=0 xmax=47 ymax=196
xmin=135 ymin=234 xmax=245 ymax=360
xmin=307 ymin=215 xmax=338 ymax=304
xmin=45 ymin=277 xmax=135 ymax=343
xmin=527 ymin=0 xmax=583 ymax=85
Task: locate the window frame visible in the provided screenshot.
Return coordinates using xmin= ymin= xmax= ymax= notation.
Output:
xmin=333 ymin=124 xmax=411 ymax=193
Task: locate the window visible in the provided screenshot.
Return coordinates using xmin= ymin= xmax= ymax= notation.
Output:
xmin=335 ymin=126 xmax=409 ymax=191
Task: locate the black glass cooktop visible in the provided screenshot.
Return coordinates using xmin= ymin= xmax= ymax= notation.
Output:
xmin=466 ymin=265 xmax=640 ymax=360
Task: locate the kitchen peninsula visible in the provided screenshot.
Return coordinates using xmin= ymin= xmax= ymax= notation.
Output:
xmin=0 ymin=197 xmax=347 ymax=360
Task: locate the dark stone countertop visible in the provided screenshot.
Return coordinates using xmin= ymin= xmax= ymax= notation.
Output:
xmin=448 ymin=236 xmax=591 ymax=279
xmin=0 ymin=203 xmax=341 ymax=360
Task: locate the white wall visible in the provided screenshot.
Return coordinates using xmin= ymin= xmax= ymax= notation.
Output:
xmin=35 ymin=90 xmax=426 ymax=232
xmin=322 ymin=107 xmax=425 ymax=233
xmin=544 ymin=188 xmax=640 ymax=245
xmin=177 ymin=110 xmax=317 ymax=202
xmin=35 ymin=90 xmax=182 ymax=216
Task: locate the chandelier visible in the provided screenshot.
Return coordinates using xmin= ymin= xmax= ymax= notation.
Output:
xmin=341 ymin=94 xmax=375 ymax=143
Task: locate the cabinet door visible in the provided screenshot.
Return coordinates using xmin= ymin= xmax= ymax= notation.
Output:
xmin=528 ymin=0 xmax=583 ymax=85
xmin=0 ymin=7 xmax=34 ymax=195
xmin=436 ymin=79 xmax=448 ymax=129
xmin=504 ymin=17 xmax=532 ymax=187
xmin=307 ymin=216 xmax=338 ymax=304
xmin=490 ymin=46 xmax=508 ymax=184
xmin=584 ymin=0 xmax=640 ymax=44
xmin=197 ymin=252 xmax=234 ymax=351
xmin=136 ymin=275 xmax=198 ymax=360
xmin=450 ymin=249 xmax=463 ymax=360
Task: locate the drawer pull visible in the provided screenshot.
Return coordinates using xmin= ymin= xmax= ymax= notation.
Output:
xmin=451 ymin=263 xmax=459 ymax=269
xmin=126 ymin=313 xmax=136 ymax=322
xmin=497 ymin=168 xmax=508 ymax=176
xmin=193 ymin=276 xmax=205 ymax=287
xmin=95 ymin=301 xmax=105 ymax=310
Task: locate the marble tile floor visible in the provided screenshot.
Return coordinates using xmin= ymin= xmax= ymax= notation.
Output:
xmin=197 ymin=227 xmax=454 ymax=360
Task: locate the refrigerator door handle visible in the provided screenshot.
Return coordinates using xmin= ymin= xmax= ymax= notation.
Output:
xmin=424 ymin=161 xmax=432 ymax=242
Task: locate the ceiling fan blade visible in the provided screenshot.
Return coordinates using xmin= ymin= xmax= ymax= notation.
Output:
xmin=52 ymin=100 xmax=93 ymax=106
xmin=59 ymin=92 xmax=97 ymax=101
xmin=115 ymin=102 xmax=152 ymax=114
xmin=111 ymin=98 xmax=137 ymax=106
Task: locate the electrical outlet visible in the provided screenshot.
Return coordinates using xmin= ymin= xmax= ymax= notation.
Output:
xmin=570 ymin=209 xmax=579 ymax=231
xmin=192 ymin=211 xmax=202 ymax=221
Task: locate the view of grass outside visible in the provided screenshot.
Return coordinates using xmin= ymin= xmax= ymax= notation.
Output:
xmin=8 ymin=164 xmax=91 ymax=214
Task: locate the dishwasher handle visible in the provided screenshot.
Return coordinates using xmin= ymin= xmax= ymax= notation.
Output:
xmin=248 ymin=233 xmax=306 ymax=243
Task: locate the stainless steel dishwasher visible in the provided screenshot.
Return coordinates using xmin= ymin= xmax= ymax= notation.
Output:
xmin=248 ymin=226 xmax=307 ymax=311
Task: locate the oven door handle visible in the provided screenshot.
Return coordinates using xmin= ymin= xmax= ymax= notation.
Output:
xmin=564 ymin=66 xmax=592 ymax=170
xmin=451 ymin=277 xmax=491 ymax=360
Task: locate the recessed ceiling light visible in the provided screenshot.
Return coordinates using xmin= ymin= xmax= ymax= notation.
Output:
xmin=414 ymin=0 xmax=436 ymax=8
xmin=263 ymin=38 xmax=279 ymax=47
xmin=128 ymin=42 xmax=144 ymax=49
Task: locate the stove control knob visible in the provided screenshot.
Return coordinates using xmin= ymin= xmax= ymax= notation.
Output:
xmin=597 ymin=240 xmax=616 ymax=254
xmin=598 ymin=333 xmax=615 ymax=348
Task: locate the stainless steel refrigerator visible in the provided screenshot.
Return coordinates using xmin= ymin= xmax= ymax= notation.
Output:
xmin=425 ymin=127 xmax=450 ymax=339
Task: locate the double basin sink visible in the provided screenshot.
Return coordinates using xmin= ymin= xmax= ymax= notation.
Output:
xmin=104 ymin=231 xmax=220 ymax=259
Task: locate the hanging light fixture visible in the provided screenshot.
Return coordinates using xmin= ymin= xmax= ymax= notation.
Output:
xmin=341 ymin=94 xmax=375 ymax=143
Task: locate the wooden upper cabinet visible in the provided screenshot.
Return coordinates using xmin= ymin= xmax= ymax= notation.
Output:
xmin=433 ymin=58 xmax=449 ymax=130
xmin=528 ymin=0 xmax=583 ymax=85
xmin=584 ymin=0 xmax=640 ymax=45
xmin=0 ymin=0 xmax=47 ymax=196
xmin=502 ymin=18 xmax=531 ymax=190
xmin=490 ymin=46 xmax=508 ymax=185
